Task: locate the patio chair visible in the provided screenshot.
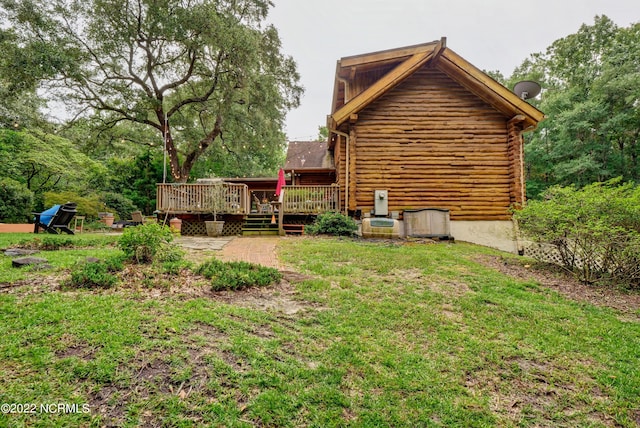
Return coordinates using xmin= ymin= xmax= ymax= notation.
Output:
xmin=130 ymin=211 xmax=144 ymax=225
xmin=33 ymin=202 xmax=78 ymax=234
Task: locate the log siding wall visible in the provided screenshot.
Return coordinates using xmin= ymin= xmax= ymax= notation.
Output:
xmin=348 ymin=128 xmax=357 ymax=210
xmin=507 ymin=117 xmax=526 ymax=207
xmin=334 ymin=135 xmax=347 ymax=210
xmin=342 ymin=66 xmax=514 ymax=221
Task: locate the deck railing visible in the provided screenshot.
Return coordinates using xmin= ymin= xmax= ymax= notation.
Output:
xmin=157 ymin=183 xmax=249 ymax=214
xmin=281 ymin=185 xmax=340 ymax=214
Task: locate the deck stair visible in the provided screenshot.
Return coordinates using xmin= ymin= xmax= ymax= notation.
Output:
xmin=283 ymin=224 xmax=305 ymax=235
xmin=242 ymin=214 xmax=279 ymax=236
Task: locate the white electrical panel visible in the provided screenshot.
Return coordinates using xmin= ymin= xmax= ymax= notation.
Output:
xmin=374 ymin=190 xmax=388 ymax=216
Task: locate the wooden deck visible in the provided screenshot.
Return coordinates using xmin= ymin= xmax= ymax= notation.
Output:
xmin=280 ymin=185 xmax=340 ymax=214
xmin=157 ymin=183 xmax=250 ymax=214
xmin=157 ymin=183 xmax=340 ymax=215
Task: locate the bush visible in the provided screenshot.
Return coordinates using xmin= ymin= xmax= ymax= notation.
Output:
xmin=118 ymin=223 xmax=174 ymax=264
xmin=101 ymin=192 xmax=139 ymax=220
xmin=0 ymin=178 xmax=33 ymax=222
xmin=155 ymin=242 xmax=186 ymax=263
xmin=515 ymin=179 xmax=640 ymax=288
xmin=16 ymin=234 xmax=116 ymax=251
xmin=37 ymin=236 xmax=75 ymax=250
xmin=161 ymin=260 xmax=192 ymax=275
xmin=195 ymin=259 xmax=282 ymax=291
xmin=67 ymin=257 xmax=123 ymax=289
xmin=305 ymin=212 xmax=358 ymax=237
xmin=17 ymin=235 xmax=118 ymax=250
xmin=44 ymin=191 xmax=108 ymax=219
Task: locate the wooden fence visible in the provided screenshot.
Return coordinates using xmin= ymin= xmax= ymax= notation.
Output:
xmin=156 ymin=183 xmax=249 ymax=214
xmin=281 ymin=185 xmax=340 ymax=214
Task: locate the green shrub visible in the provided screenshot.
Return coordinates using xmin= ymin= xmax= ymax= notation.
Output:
xmin=84 ymin=219 xmax=112 ymax=232
xmin=67 ymin=257 xmax=122 ymax=289
xmin=44 ymin=191 xmax=108 ymax=219
xmin=195 ymin=259 xmax=282 ymax=291
xmin=118 ymin=223 xmax=174 ymax=264
xmin=17 ymin=235 xmax=118 ymax=250
xmin=0 ymin=178 xmax=33 ymax=222
xmin=101 ymin=192 xmax=139 ymax=220
xmin=161 ymin=260 xmax=192 ymax=275
xmin=157 ymin=244 xmax=190 ymax=275
xmin=38 ymin=236 xmax=75 ymax=250
xmin=306 ymin=211 xmax=358 ymax=237
xmin=155 ymin=243 xmax=186 ymax=263
xmin=515 ymin=179 xmax=640 ymax=288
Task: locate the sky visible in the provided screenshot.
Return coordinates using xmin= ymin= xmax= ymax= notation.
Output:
xmin=267 ymin=0 xmax=640 ymax=141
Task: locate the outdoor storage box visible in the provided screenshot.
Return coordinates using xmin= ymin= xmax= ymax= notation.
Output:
xmin=403 ymin=208 xmax=452 ymax=239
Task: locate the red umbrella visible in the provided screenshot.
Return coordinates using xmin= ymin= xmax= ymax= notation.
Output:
xmin=276 ymin=168 xmax=286 ymax=196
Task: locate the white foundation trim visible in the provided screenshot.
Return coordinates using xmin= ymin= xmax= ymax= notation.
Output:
xmin=449 ymin=220 xmax=519 ymax=254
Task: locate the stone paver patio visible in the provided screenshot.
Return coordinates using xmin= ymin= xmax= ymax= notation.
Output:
xmin=176 ymin=235 xmax=281 ymax=269
xmin=216 ymin=236 xmax=281 ymax=269
xmin=176 ymin=236 xmax=234 ymax=251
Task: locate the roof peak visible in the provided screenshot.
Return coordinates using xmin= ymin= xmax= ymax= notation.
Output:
xmin=329 ymin=38 xmax=544 ymax=130
xmin=339 ymin=38 xmax=445 ymax=67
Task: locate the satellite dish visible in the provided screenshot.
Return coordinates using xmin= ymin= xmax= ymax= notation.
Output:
xmin=513 ymin=80 xmax=541 ymax=100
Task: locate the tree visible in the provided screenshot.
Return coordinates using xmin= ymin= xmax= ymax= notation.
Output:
xmin=510 ymin=16 xmax=640 ymax=198
xmin=317 ymin=125 xmax=329 ymax=142
xmin=0 ymin=28 xmax=51 ymax=130
xmin=0 ymin=129 xmax=106 ymax=195
xmin=0 ymin=178 xmax=33 ymax=222
xmin=1 ymin=0 xmax=302 ymax=182
xmin=105 ymin=150 xmax=164 ymax=215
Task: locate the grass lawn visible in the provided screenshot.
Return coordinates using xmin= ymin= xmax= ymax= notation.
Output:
xmin=0 ymin=234 xmax=638 ymax=427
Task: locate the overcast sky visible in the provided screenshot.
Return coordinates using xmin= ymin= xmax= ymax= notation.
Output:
xmin=267 ymin=0 xmax=640 ymax=141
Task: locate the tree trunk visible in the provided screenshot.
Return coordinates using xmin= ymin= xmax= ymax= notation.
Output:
xmin=174 ymin=115 xmax=222 ymax=183
xmin=160 ymin=113 xmax=223 ymax=183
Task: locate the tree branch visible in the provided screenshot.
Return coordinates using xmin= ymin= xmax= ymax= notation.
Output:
xmin=167 ymin=51 xmax=226 ymax=117
xmin=179 ymin=114 xmax=223 ymax=177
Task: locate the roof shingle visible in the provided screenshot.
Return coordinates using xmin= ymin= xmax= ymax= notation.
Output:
xmin=284 ymin=141 xmax=334 ymax=170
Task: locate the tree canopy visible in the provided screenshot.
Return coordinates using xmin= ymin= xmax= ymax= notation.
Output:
xmin=0 ymin=129 xmax=106 ymax=194
xmin=1 ymin=0 xmax=303 ymax=182
xmin=510 ymin=16 xmax=640 ymax=198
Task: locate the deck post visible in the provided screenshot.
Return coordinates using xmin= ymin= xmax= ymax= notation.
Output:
xmin=272 ymin=201 xmax=284 ymax=236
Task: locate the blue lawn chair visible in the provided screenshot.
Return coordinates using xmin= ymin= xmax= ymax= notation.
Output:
xmin=33 ymin=202 xmax=77 ymax=234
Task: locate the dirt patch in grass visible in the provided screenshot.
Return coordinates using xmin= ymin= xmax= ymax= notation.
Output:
xmin=110 ymin=267 xmax=317 ymax=316
xmin=365 ymin=268 xmax=473 ymax=299
xmin=0 ymin=274 xmax=63 ymax=296
xmin=89 ymin=385 xmax=125 ymax=425
xmin=122 ymin=271 xmax=316 ymax=316
xmin=55 ymin=342 xmax=97 ymax=361
xmin=186 ymin=321 xmax=229 ymax=342
xmin=214 ymin=272 xmax=315 ymax=315
xmin=429 ymin=278 xmax=473 ymax=298
xmin=1 ymin=261 xmax=317 ymax=318
xmin=90 ymin=345 xmax=217 ymax=427
xmin=466 ymin=356 xmax=614 ymax=427
xmin=476 ymin=255 xmax=640 ymax=319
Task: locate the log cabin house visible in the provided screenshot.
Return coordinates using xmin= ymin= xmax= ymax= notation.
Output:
xmin=156 ymin=37 xmax=544 ymax=251
xmin=324 ymin=37 xmax=544 ymax=252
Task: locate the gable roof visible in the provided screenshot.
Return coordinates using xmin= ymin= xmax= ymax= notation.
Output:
xmin=328 ymin=37 xmax=545 ymax=132
xmin=284 ymin=141 xmax=335 ymax=171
